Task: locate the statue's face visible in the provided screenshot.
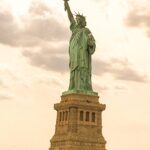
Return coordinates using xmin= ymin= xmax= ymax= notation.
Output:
xmin=76 ymin=16 xmax=81 ymax=24
xmin=76 ymin=16 xmax=86 ymax=27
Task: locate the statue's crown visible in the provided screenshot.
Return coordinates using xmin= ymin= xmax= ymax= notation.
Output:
xmin=75 ymin=12 xmax=86 ymax=20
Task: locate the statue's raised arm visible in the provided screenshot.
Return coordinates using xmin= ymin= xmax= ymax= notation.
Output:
xmin=64 ymin=0 xmax=75 ymax=24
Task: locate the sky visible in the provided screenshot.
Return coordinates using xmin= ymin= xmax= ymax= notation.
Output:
xmin=0 ymin=0 xmax=150 ymax=150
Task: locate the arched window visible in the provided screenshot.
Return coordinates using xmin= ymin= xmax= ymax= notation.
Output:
xmin=59 ymin=112 xmax=62 ymax=122
xmin=92 ymin=112 xmax=96 ymax=122
xmin=86 ymin=112 xmax=90 ymax=121
xmin=80 ymin=111 xmax=84 ymax=121
xmin=63 ymin=112 xmax=65 ymax=121
xmin=65 ymin=111 xmax=68 ymax=121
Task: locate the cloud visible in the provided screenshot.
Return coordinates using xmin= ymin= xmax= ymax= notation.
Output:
xmin=0 ymin=2 xmax=69 ymax=47
xmin=20 ymin=2 xmax=69 ymax=46
xmin=0 ymin=9 xmax=19 ymax=46
xmin=0 ymin=79 xmax=7 ymax=89
xmin=93 ymin=83 xmax=109 ymax=92
xmin=114 ymin=85 xmax=127 ymax=90
xmin=94 ymin=0 xmax=109 ymax=9
xmin=0 ymin=67 xmax=19 ymax=81
xmin=125 ymin=2 xmax=150 ymax=37
xmin=22 ymin=47 xmax=68 ymax=72
xmin=29 ymin=1 xmax=52 ymax=16
xmin=38 ymin=77 xmax=64 ymax=87
xmin=0 ymin=94 xmax=11 ymax=101
xmin=93 ymin=83 xmax=127 ymax=92
xmin=24 ymin=18 xmax=68 ymax=42
xmin=112 ymin=66 xmax=149 ymax=82
xmin=0 ymin=80 xmax=4 ymax=86
xmin=0 ymin=67 xmax=25 ymax=91
xmin=94 ymin=58 xmax=149 ymax=83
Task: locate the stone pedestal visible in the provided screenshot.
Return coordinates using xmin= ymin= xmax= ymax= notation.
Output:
xmin=49 ymin=93 xmax=106 ymax=150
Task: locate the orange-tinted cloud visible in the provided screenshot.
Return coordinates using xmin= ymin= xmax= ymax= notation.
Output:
xmin=0 ymin=79 xmax=6 ymax=89
xmin=22 ymin=48 xmax=68 ymax=72
xmin=94 ymin=58 xmax=149 ymax=82
xmin=0 ymin=94 xmax=11 ymax=101
xmin=125 ymin=2 xmax=150 ymax=37
xmin=0 ymin=2 xmax=69 ymax=47
xmin=0 ymin=9 xmax=19 ymax=46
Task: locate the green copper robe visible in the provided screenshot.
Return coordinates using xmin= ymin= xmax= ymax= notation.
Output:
xmin=68 ymin=21 xmax=96 ymax=91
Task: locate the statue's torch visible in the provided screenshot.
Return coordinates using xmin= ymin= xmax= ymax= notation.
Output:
xmin=64 ymin=0 xmax=69 ymax=11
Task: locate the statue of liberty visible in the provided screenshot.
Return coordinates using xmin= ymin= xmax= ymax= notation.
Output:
xmin=63 ymin=0 xmax=97 ymax=95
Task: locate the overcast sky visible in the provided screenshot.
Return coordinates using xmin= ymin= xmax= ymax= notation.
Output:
xmin=0 ymin=0 xmax=150 ymax=150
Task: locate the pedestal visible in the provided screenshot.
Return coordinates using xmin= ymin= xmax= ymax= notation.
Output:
xmin=49 ymin=93 xmax=106 ymax=150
